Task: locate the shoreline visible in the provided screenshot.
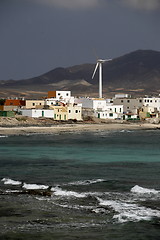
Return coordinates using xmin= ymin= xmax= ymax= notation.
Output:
xmin=0 ymin=123 xmax=160 ymax=135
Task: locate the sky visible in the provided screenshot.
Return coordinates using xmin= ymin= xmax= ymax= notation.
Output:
xmin=0 ymin=0 xmax=160 ymax=80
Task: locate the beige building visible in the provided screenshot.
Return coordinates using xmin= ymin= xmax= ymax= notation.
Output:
xmin=52 ymin=106 xmax=68 ymax=121
xmin=25 ymin=100 xmax=45 ymax=109
xmin=139 ymin=106 xmax=159 ymax=120
xmin=67 ymin=105 xmax=82 ymax=121
xmin=50 ymin=104 xmax=82 ymax=121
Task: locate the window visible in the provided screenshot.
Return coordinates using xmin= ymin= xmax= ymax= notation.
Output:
xmin=58 ymin=93 xmax=60 ymax=96
xmin=121 ymin=100 xmax=123 ymax=103
xmin=39 ymin=103 xmax=41 ymax=105
xmin=120 ymin=108 xmax=121 ymax=112
xmin=66 ymin=93 xmax=69 ymax=96
xmin=75 ymin=110 xmax=78 ymax=113
xmin=147 ymin=100 xmax=149 ymax=102
xmin=139 ymin=100 xmax=142 ymax=103
xmin=150 ymin=100 xmax=152 ymax=102
xmin=127 ymin=100 xmax=130 ymax=103
xmin=109 ymin=113 xmax=113 ymax=117
xmin=69 ymin=110 xmax=71 ymax=113
xmin=32 ymin=103 xmax=35 ymax=106
xmin=115 ymin=108 xmax=116 ymax=113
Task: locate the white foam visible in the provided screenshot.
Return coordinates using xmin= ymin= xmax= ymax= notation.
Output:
xmin=1 ymin=178 xmax=22 ymax=185
xmin=51 ymin=187 xmax=86 ymax=198
xmin=23 ymin=183 xmax=49 ymax=190
xmin=6 ymin=190 xmax=21 ymax=193
xmin=131 ymin=185 xmax=159 ymax=195
xmin=97 ymin=197 xmax=160 ymax=223
xmin=0 ymin=135 xmax=8 ymax=138
xmin=68 ymin=179 xmax=105 ymax=186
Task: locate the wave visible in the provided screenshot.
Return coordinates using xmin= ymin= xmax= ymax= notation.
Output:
xmin=131 ymin=185 xmax=159 ymax=195
xmin=1 ymin=178 xmax=22 ymax=185
xmin=51 ymin=186 xmax=86 ymax=198
xmin=1 ymin=178 xmax=49 ymax=190
xmin=0 ymin=135 xmax=8 ymax=138
xmin=67 ymin=179 xmax=105 ymax=186
xmin=97 ymin=197 xmax=160 ymax=223
xmin=120 ymin=130 xmax=132 ymax=133
xmin=22 ymin=183 xmax=49 ymax=190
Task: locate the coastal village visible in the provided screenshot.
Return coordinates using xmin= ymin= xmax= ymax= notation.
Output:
xmin=0 ymin=90 xmax=160 ymax=124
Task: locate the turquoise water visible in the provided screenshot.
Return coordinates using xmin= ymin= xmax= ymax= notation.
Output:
xmin=0 ymin=129 xmax=160 ymax=239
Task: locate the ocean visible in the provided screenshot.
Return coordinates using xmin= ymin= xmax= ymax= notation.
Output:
xmin=0 ymin=129 xmax=160 ymax=239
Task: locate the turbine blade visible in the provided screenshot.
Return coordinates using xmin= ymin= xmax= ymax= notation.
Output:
xmin=92 ymin=62 xmax=99 ymax=79
xmin=104 ymin=59 xmax=112 ymax=62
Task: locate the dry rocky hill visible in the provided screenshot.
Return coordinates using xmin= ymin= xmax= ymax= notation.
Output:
xmin=0 ymin=50 xmax=160 ymax=99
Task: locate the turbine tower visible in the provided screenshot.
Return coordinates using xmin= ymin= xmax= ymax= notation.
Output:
xmin=92 ymin=58 xmax=112 ymax=99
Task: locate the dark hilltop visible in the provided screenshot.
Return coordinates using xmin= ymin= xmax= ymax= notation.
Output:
xmin=0 ymin=50 xmax=160 ymax=98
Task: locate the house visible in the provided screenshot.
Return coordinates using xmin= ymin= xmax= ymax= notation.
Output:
xmin=50 ymin=104 xmax=82 ymax=121
xmin=113 ymin=97 xmax=143 ymax=114
xmin=46 ymin=91 xmax=74 ymax=105
xmin=95 ymin=105 xmax=123 ymax=120
xmin=20 ymin=109 xmax=54 ymax=118
xmin=4 ymin=99 xmax=25 ymax=111
xmin=25 ymin=100 xmax=45 ymax=109
xmin=52 ymin=105 xmax=68 ymax=121
xmin=67 ymin=104 xmax=82 ymax=121
xmin=139 ymin=106 xmax=159 ymax=120
xmin=75 ymin=97 xmax=124 ymax=120
xmin=75 ymin=97 xmax=107 ymax=111
xmin=143 ymin=97 xmax=160 ymax=112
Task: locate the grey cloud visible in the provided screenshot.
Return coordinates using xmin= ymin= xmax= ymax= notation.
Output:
xmin=35 ymin=0 xmax=160 ymax=11
xmin=122 ymin=0 xmax=160 ymax=11
xmin=37 ymin=0 xmax=100 ymax=9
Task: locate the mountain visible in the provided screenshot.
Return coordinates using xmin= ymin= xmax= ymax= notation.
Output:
xmin=0 ymin=50 xmax=160 ymax=98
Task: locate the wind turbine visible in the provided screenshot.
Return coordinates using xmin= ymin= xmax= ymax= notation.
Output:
xmin=92 ymin=58 xmax=112 ymax=99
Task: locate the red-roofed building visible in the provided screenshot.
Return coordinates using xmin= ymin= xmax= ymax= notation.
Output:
xmin=4 ymin=99 xmax=25 ymax=111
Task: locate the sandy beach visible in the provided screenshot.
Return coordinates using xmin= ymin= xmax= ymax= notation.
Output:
xmin=0 ymin=122 xmax=160 ymax=135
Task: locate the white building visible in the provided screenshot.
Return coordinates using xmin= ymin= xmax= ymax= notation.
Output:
xmin=20 ymin=109 xmax=54 ymax=118
xmin=75 ymin=97 xmax=107 ymax=111
xmin=75 ymin=97 xmax=123 ymax=120
xmin=95 ymin=105 xmax=123 ymax=120
xmin=143 ymin=97 xmax=160 ymax=112
xmin=46 ymin=91 xmax=75 ymax=105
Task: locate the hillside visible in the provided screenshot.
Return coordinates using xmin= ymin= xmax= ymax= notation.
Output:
xmin=0 ymin=50 xmax=160 ymax=98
